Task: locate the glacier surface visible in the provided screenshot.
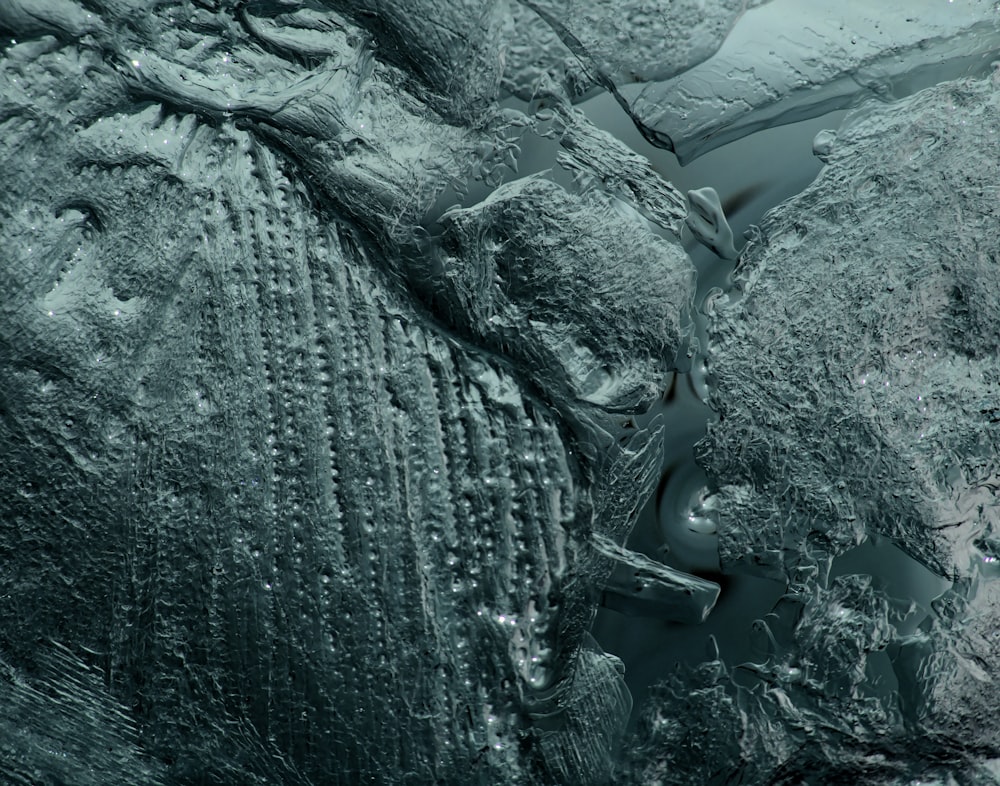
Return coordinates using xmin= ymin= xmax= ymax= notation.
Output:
xmin=0 ymin=1 xmax=999 ymax=784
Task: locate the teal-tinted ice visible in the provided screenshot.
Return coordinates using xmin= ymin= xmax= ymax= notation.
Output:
xmin=1 ymin=1 xmax=999 ymax=785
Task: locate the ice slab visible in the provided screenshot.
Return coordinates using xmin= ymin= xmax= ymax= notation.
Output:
xmin=625 ymin=0 xmax=1000 ymax=161
xmin=701 ymin=72 xmax=1000 ymax=582
xmin=0 ymin=2 xmax=696 ymax=783
xmin=502 ymin=0 xmax=756 ymax=101
xmin=675 ymin=71 xmax=1000 ymax=781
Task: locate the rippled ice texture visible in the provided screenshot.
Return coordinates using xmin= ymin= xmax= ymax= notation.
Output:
xmin=0 ymin=1 xmax=998 ymax=785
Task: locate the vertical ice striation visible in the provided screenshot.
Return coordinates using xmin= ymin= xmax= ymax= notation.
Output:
xmin=0 ymin=1 xmax=697 ymax=783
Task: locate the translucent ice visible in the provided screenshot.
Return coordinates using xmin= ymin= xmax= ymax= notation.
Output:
xmin=3 ymin=1 xmax=1000 ymax=784
xmin=685 ymin=187 xmax=738 ymax=260
xmin=624 ymin=0 xmax=1000 ymax=161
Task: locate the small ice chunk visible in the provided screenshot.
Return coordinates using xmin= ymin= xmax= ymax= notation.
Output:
xmin=812 ymin=129 xmax=838 ymax=162
xmin=686 ymin=187 xmax=738 ymax=260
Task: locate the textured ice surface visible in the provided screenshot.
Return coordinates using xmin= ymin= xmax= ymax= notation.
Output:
xmin=502 ymin=0 xmax=755 ymax=101
xmin=3 ymin=1 xmax=1000 ymax=784
xmin=702 ymin=73 xmax=1000 ymax=583
xmin=625 ymin=0 xmax=1000 ymax=161
xmin=670 ymin=72 xmax=1000 ymax=783
xmin=0 ymin=2 xmax=694 ymax=784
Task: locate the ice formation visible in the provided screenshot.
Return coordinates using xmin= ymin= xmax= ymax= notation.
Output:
xmin=0 ymin=1 xmax=999 ymax=785
xmin=624 ymin=0 xmax=1000 ymax=162
xmin=0 ymin=2 xmax=692 ymax=783
xmin=672 ymin=72 xmax=1000 ymax=784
